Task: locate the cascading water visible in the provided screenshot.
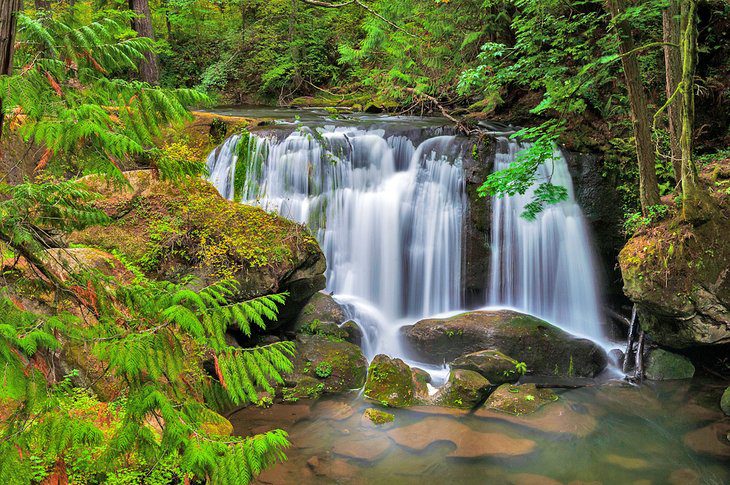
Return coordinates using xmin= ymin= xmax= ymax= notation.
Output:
xmin=207 ymin=125 xmax=466 ymax=360
xmin=488 ymin=137 xmax=605 ymax=343
xmin=206 ymin=119 xmax=607 ymax=370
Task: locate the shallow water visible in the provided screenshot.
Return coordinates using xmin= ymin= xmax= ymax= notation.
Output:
xmin=229 ymin=378 xmax=730 ymax=484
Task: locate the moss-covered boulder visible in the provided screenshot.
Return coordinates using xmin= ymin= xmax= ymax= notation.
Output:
xmin=71 ymin=170 xmax=326 ymax=326
xmin=199 ymin=409 xmax=234 ymax=436
xmin=644 ymin=349 xmax=695 ymax=380
xmin=401 ymin=310 xmax=607 ymax=378
xmin=291 ymin=292 xmax=347 ymax=332
xmin=285 ymin=334 xmax=367 ymax=396
xmin=364 ymin=354 xmax=424 ymax=408
xmin=483 ymin=383 xmax=558 ymax=416
xmin=362 ymin=408 xmax=395 ymax=427
xmin=618 ymin=169 xmax=730 ymax=349
xmin=721 ymin=387 xmax=730 ymax=416
xmin=451 ymin=349 xmax=520 ymax=385
xmin=433 ymin=369 xmax=492 ymax=409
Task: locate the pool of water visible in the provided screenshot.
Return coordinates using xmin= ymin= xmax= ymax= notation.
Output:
xmin=229 ymin=378 xmax=729 ymax=484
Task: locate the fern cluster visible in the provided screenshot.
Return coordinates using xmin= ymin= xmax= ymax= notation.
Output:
xmin=0 ymin=11 xmax=208 ymax=181
xmin=0 ymin=271 xmax=293 ymax=484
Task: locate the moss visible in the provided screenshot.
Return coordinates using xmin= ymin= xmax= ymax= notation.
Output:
xmin=363 ymin=408 xmax=395 ymax=425
xmin=363 ymin=355 xmax=417 ymax=408
xmin=484 ymin=383 xmax=558 ymax=416
xmin=644 ymin=349 xmax=695 ymax=380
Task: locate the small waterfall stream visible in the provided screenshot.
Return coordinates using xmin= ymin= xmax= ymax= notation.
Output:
xmin=206 ymin=120 xmax=607 ymax=366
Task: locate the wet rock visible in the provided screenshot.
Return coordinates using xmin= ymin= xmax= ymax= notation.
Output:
xmin=668 ymin=468 xmax=701 ymax=485
xmin=305 ymin=455 xmax=360 ymax=482
xmin=333 ymin=436 xmax=391 ymax=463
xmin=285 ymin=334 xmax=367 ymax=397
xmin=473 ymin=399 xmax=597 ymax=438
xmin=340 ymin=320 xmax=363 ymax=347
xmin=508 ymin=473 xmax=562 ymax=485
xmin=721 ymin=387 xmax=730 ymax=416
xmin=682 ymin=421 xmax=730 ymax=459
xmin=72 ymin=170 xmax=326 ymax=326
xmin=433 ymin=369 xmax=492 ymax=409
xmin=451 ymin=349 xmax=520 ymax=385
xmin=482 ymin=383 xmax=558 ymax=416
xmin=290 ymin=292 xmax=347 ymax=334
xmin=608 ymin=348 xmax=624 ymax=368
xmin=402 ymin=310 xmax=607 ymax=377
xmin=644 ymin=348 xmax=695 ymax=380
xmin=386 ymin=416 xmax=536 ymax=458
xmin=363 ymin=354 xmax=422 ymax=407
xmin=361 ymin=408 xmax=395 ymax=428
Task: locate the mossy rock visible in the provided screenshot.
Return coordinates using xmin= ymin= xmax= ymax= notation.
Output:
xmin=291 ymin=292 xmax=347 ymax=333
xmin=282 ymin=376 xmax=325 ymax=402
xmin=364 ymin=354 xmax=421 ymax=408
xmin=71 ymin=170 xmax=326 ymax=325
xmin=483 ymin=383 xmax=558 ymax=416
xmin=362 ymin=408 xmax=395 ymax=427
xmin=200 ymin=409 xmax=234 ymax=436
xmin=402 ymin=310 xmax=607 ymax=378
xmin=644 ymin=349 xmax=695 ymax=380
xmin=451 ymin=349 xmax=520 ymax=385
xmin=340 ymin=320 xmax=364 ymax=347
xmin=434 ymin=369 xmax=492 ymax=409
xmin=721 ymin=387 xmax=730 ymax=416
xmin=286 ymin=334 xmax=367 ymax=395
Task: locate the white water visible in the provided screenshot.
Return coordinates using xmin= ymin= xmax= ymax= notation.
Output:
xmin=488 ymin=137 xmax=606 ymax=344
xmin=206 ymin=123 xmax=607 ymax=370
xmin=207 ymin=126 xmax=466 ymax=364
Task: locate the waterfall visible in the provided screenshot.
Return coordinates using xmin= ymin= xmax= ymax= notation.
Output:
xmin=206 ymin=123 xmax=607 ymax=362
xmin=207 ymin=126 xmax=467 ymax=359
xmin=488 ymin=137 xmax=605 ymax=342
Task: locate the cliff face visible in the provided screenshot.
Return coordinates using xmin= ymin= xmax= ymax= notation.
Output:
xmin=619 ymin=160 xmax=730 ymax=349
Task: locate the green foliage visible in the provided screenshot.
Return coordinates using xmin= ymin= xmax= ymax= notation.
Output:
xmin=0 ymin=276 xmax=292 ymax=484
xmin=1 ymin=11 xmax=208 ymax=180
xmin=624 ymin=204 xmax=671 ymax=235
xmin=315 ymin=361 xmax=333 ymax=378
xmin=514 ymin=361 xmax=528 ymax=376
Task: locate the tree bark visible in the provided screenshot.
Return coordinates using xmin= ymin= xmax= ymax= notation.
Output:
xmin=129 ymin=0 xmax=160 ymax=84
xmin=679 ymin=0 xmax=711 ymax=222
xmin=663 ymin=0 xmax=682 ymax=183
xmin=0 ymin=0 xmax=22 ymax=142
xmin=607 ymin=0 xmax=661 ymax=213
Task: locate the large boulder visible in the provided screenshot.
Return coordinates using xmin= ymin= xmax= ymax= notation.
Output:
xmin=483 ymin=383 xmax=558 ymax=416
xmin=451 ymin=349 xmax=520 ymax=385
xmin=363 ymin=354 xmax=426 ymax=408
xmin=433 ymin=369 xmax=492 ymax=409
xmin=619 ymin=172 xmax=730 ymax=349
xmin=644 ymin=348 xmax=695 ymax=380
xmin=71 ymin=171 xmax=326 ymax=326
xmin=291 ymin=292 xmax=347 ymax=330
xmin=401 ymin=310 xmax=607 ymax=377
xmin=284 ymin=334 xmax=367 ymax=398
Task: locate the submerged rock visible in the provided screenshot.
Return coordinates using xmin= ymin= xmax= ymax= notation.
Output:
xmin=450 ymin=349 xmax=520 ymax=385
xmin=482 ymin=383 xmax=558 ymax=416
xmin=285 ymin=334 xmax=367 ymax=398
xmin=401 ymin=310 xmax=607 ymax=377
xmin=644 ymin=348 xmax=695 ymax=380
xmin=683 ymin=421 xmax=730 ymax=459
xmin=72 ymin=170 xmax=326 ymax=326
xmin=433 ymin=369 xmax=492 ymax=409
xmin=386 ymin=416 xmax=536 ymax=458
xmin=363 ymin=354 xmax=424 ymax=408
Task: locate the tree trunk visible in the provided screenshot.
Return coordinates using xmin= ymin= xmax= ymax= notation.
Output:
xmin=663 ymin=0 xmax=682 ymax=184
xmin=0 ymin=0 xmax=22 ymax=142
xmin=129 ymin=0 xmax=160 ymax=84
xmin=679 ymin=0 xmax=711 ymax=222
xmin=607 ymin=0 xmax=661 ymax=213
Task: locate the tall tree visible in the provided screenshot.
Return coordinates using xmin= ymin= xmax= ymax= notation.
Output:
xmin=663 ymin=0 xmax=682 ymax=184
xmin=129 ymin=0 xmax=160 ymax=84
xmin=0 ymin=0 xmax=21 ymax=141
xmin=607 ymin=0 xmax=661 ymax=213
